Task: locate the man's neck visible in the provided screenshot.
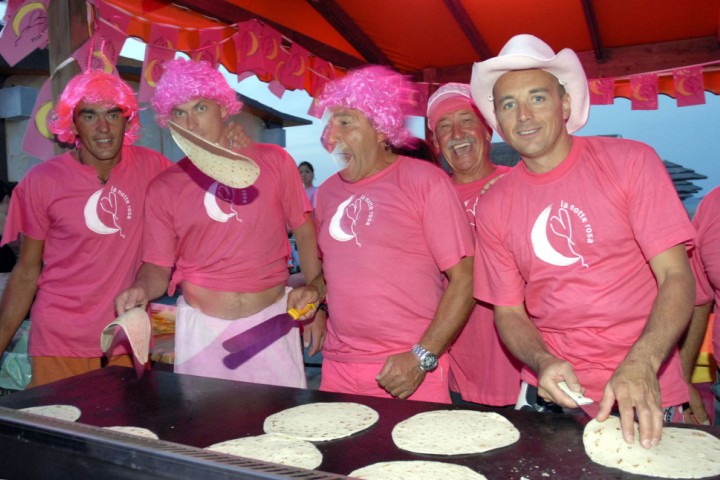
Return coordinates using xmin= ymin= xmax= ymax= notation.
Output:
xmin=522 ymin=135 xmax=574 ymax=174
xmin=453 ymin=159 xmax=497 ymax=185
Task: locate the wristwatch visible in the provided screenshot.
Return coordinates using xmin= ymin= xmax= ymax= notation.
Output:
xmin=411 ymin=344 xmax=438 ymax=372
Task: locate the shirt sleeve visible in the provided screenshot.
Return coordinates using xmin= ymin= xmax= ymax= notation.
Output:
xmin=1 ymin=170 xmax=50 ymax=245
xmin=141 ymin=177 xmax=178 ymax=268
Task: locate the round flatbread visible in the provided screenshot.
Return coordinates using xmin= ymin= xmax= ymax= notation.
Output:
xmin=392 ymin=410 xmax=519 ymax=455
xmin=263 ymin=402 xmax=379 ymax=441
xmin=19 ymin=404 xmax=81 ymax=422
xmin=583 ymin=416 xmax=720 ymax=478
xmin=206 ymin=433 xmax=322 ymax=470
xmin=350 ymin=461 xmax=487 ymax=479
xmin=104 ymin=426 xmax=159 ymax=439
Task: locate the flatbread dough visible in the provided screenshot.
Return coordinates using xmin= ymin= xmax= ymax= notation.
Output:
xmin=392 ymin=410 xmax=520 ymax=455
xmin=583 ymin=416 xmax=720 ymax=478
xmin=105 ymin=426 xmax=159 ymax=439
xmin=350 ymin=461 xmax=487 ymax=479
xmin=263 ymin=402 xmax=379 ymax=441
xmin=19 ymin=404 xmax=81 ymax=422
xmin=206 ymin=433 xmax=322 ymax=470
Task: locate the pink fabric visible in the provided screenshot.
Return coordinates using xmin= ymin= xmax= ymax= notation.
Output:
xmin=449 ymin=166 xmax=522 ymax=406
xmin=690 ymin=186 xmax=720 ymax=355
xmin=473 ymin=136 xmax=694 ymax=406
xmin=315 ymin=155 xmax=473 ymax=397
xmin=320 ymin=357 xmax=451 ymax=403
xmin=1 ymin=146 xmax=171 ymax=357
xmin=142 ymin=143 xmax=311 ymax=294
xmin=173 ymin=289 xmax=306 ymax=387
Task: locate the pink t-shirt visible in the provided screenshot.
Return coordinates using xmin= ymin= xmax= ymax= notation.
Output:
xmin=690 ymin=186 xmax=720 ymax=355
xmin=2 ymin=146 xmax=171 ymax=356
xmin=473 ymin=136 xmax=694 ymax=406
xmin=142 ymin=143 xmax=311 ymax=294
xmin=315 ymin=155 xmax=474 ymax=363
xmin=450 ymin=165 xmax=522 ymax=406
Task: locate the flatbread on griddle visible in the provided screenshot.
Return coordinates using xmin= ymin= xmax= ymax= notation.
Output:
xmin=169 ymin=122 xmax=260 ymax=189
xmin=392 ymin=410 xmax=519 ymax=455
xmin=350 ymin=461 xmax=487 ymax=479
xmin=19 ymin=404 xmax=81 ymax=422
xmin=105 ymin=426 xmax=159 ymax=439
xmin=263 ymin=402 xmax=378 ymax=441
xmin=206 ymin=433 xmax=322 ymax=470
xmin=583 ymin=416 xmax=720 ymax=478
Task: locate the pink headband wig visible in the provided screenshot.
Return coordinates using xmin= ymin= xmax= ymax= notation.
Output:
xmin=49 ymin=70 xmax=140 ymax=146
xmin=316 ymin=65 xmax=416 ymax=148
xmin=151 ymin=58 xmax=242 ymax=127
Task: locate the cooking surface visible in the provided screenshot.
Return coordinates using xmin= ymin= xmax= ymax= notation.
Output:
xmin=0 ymin=367 xmax=717 ymax=479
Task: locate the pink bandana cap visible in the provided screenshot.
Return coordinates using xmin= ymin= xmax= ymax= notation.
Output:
xmin=316 ymin=65 xmax=418 ymax=147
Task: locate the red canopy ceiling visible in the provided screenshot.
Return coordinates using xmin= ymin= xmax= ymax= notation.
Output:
xmin=105 ymin=0 xmax=720 ymax=99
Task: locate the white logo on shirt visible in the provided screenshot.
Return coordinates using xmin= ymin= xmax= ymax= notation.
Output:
xmin=84 ymin=186 xmax=129 ymax=238
xmin=531 ymin=203 xmax=591 ymax=268
xmin=203 ymin=182 xmax=242 ymax=223
xmin=464 ymin=196 xmax=479 ymax=227
xmin=328 ymin=194 xmax=375 ymax=247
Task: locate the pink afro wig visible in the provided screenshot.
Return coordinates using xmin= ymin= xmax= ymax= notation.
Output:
xmin=151 ymin=58 xmax=242 ymax=127
xmin=49 ymin=70 xmax=140 ymax=146
xmin=316 ymin=65 xmax=418 ymax=147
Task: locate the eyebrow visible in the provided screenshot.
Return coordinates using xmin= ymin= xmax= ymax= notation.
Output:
xmin=77 ymin=107 xmax=123 ymax=115
xmin=497 ymin=86 xmax=550 ymax=103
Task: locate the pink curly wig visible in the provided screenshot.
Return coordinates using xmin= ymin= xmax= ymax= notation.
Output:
xmin=316 ymin=65 xmax=418 ymax=147
xmin=151 ymin=58 xmax=242 ymax=127
xmin=49 ymin=70 xmax=140 ymax=146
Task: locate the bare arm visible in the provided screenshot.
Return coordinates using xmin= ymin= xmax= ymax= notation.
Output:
xmin=0 ymin=236 xmax=43 ymax=354
xmin=678 ymin=302 xmax=712 ymax=424
xmin=599 ymin=244 xmax=695 ymax=448
xmin=376 ymin=256 xmax=475 ymax=399
xmin=114 ymin=262 xmax=172 ymax=314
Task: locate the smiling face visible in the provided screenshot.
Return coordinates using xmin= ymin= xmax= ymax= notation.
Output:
xmin=170 ymin=97 xmax=227 ymax=145
xmin=433 ymin=107 xmax=493 ymax=183
xmin=325 ymin=107 xmax=391 ymax=183
xmin=72 ymin=101 xmax=128 ymax=167
xmin=493 ymin=69 xmax=573 ymax=172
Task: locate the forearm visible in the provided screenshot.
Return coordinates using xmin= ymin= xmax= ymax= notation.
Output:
xmin=292 ymin=215 xmax=324 ymax=298
xmin=495 ymin=305 xmax=555 ymax=374
xmin=133 ymin=263 xmax=172 ymax=301
xmin=418 ymin=257 xmax=474 ymax=354
xmin=679 ymin=302 xmax=712 ymax=382
xmin=0 ymin=266 xmax=40 ymax=353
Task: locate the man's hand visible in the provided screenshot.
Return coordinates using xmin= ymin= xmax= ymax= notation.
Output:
xmin=223 ymin=121 xmax=252 ymax=150
xmin=303 ymin=308 xmax=327 ymax=356
xmin=114 ymin=286 xmax=149 ymax=315
xmin=376 ymin=352 xmax=425 ymax=399
xmin=536 ymin=357 xmax=587 ymax=408
xmin=287 ymin=285 xmax=321 ymax=321
xmin=598 ymin=359 xmax=663 ymax=449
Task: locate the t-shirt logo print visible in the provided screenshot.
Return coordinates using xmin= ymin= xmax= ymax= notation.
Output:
xmin=84 ymin=187 xmax=127 ymax=238
xmin=204 ymin=182 xmax=242 ymax=223
xmin=531 ymin=204 xmax=589 ymax=268
xmin=464 ymin=196 xmax=479 ymax=227
xmin=329 ymin=195 xmax=364 ymax=246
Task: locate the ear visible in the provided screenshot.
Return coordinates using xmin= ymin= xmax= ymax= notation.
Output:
xmin=376 ymin=131 xmax=388 ymax=144
xmin=220 ymin=104 xmax=228 ymax=119
xmin=562 ymin=92 xmax=572 ymax=122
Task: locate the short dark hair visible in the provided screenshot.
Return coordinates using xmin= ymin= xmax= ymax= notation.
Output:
xmin=298 ymin=161 xmax=314 ymax=173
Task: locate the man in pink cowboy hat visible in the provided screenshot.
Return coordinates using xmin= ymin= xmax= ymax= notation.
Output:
xmin=425 ymin=82 xmax=522 ymax=407
xmin=470 ymin=34 xmax=695 ymax=448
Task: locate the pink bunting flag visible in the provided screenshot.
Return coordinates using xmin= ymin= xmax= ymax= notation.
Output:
xmin=405 ymin=82 xmax=429 ymax=117
xmin=630 ymin=73 xmax=658 ymax=110
xmin=234 ymin=19 xmax=265 ymax=78
xmin=260 ymin=25 xmax=283 ymax=79
xmin=191 ymin=27 xmax=225 ymax=67
xmin=0 ymin=0 xmax=50 ymax=66
xmin=277 ymin=42 xmax=309 ymax=91
xmin=588 ymin=78 xmax=615 ymax=105
xmin=139 ymin=23 xmax=179 ymax=103
xmin=22 ymin=77 xmax=56 ymax=160
xmin=72 ymin=21 xmax=128 ymax=76
xmin=308 ymin=56 xmax=335 ymax=98
xmin=307 ymin=96 xmax=324 ymax=119
xmin=97 ymin=0 xmax=131 ymax=35
xmin=673 ymin=66 xmax=706 ymax=107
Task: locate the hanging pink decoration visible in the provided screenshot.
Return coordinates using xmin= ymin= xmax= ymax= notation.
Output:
xmin=588 ymin=78 xmax=615 ymax=105
xmin=139 ymin=22 xmax=179 ymax=103
xmin=630 ymin=73 xmax=658 ymax=110
xmin=673 ymin=66 xmax=706 ymax=107
xmin=0 ymin=0 xmax=50 ymax=66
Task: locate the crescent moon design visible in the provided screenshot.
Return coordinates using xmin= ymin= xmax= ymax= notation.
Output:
xmin=84 ymin=189 xmax=120 ymax=235
xmin=589 ymin=80 xmax=603 ymax=96
xmin=93 ymin=51 xmax=113 ymax=74
xmin=676 ymin=77 xmax=693 ymax=97
xmin=632 ymin=84 xmax=649 ymax=102
xmin=144 ymin=59 xmax=158 ymax=87
xmin=203 ymin=182 xmax=235 ymax=222
xmin=329 ymin=196 xmax=356 ymax=242
xmin=265 ymin=38 xmax=279 ymax=60
xmin=12 ymin=1 xmax=45 ymax=37
xmin=531 ymin=205 xmax=579 ymax=267
xmin=247 ymin=31 xmax=259 ymax=56
xmin=293 ymin=56 xmax=306 ymax=77
xmin=35 ymin=101 xmax=54 ymax=139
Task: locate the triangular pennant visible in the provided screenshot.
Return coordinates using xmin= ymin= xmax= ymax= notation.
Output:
xmin=673 ymin=66 xmax=706 ymax=107
xmin=0 ymin=0 xmax=51 ymax=66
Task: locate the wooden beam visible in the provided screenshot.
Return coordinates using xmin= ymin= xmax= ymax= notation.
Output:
xmin=580 ymin=0 xmax=606 ymax=62
xmin=442 ymin=0 xmax=492 ymax=60
xmin=306 ymin=0 xmax=393 ymax=66
xmin=171 ymin=0 xmax=364 ymax=70
xmin=48 ymin=0 xmax=88 ymax=98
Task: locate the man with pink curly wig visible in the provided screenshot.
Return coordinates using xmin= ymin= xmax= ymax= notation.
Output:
xmin=115 ymin=59 xmax=324 ymax=388
xmin=312 ymin=66 xmax=475 ymax=403
xmin=0 ymin=70 xmax=171 ymax=386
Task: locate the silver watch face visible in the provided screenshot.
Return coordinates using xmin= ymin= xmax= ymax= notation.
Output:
xmin=420 ymin=352 xmax=438 ymax=371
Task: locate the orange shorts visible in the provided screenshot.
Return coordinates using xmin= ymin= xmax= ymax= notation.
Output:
xmin=29 ymin=354 xmax=134 ymax=388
